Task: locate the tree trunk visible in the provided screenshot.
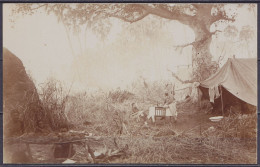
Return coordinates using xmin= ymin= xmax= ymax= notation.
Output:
xmin=189 ymin=19 xmax=216 ymax=81
xmin=192 ymin=29 xmax=213 ymax=81
xmin=188 ymin=5 xmax=218 ymax=81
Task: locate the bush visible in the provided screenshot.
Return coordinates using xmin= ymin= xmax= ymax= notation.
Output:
xmin=38 ymin=78 xmax=70 ymax=131
xmin=64 ymin=91 xmax=108 ymax=129
xmin=216 ymin=113 xmax=257 ymax=139
xmin=108 ymin=89 xmax=134 ymax=103
xmin=131 ymin=79 xmax=172 ymax=105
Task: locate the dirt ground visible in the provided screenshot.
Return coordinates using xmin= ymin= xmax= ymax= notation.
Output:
xmin=4 ymin=106 xmax=257 ymax=164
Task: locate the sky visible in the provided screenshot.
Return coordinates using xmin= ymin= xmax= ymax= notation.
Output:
xmin=3 ymin=4 xmax=257 ymax=93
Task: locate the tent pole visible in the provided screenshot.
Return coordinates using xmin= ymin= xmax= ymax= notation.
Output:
xmin=220 ymin=86 xmax=224 ymax=117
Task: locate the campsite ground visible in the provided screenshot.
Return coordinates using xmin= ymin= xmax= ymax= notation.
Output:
xmin=104 ymin=109 xmax=257 ymax=164
xmin=10 ymin=101 xmax=256 ymax=164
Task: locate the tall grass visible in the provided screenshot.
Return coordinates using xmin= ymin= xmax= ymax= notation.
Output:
xmin=31 ymin=78 xmax=257 ymax=163
xmin=38 ymin=78 xmax=70 ymax=131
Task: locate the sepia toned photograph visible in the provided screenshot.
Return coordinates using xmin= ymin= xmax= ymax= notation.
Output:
xmin=3 ymin=3 xmax=257 ymax=164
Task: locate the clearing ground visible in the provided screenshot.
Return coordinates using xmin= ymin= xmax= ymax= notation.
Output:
xmin=5 ymin=103 xmax=256 ymax=164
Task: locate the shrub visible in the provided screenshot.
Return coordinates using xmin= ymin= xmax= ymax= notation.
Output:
xmin=216 ymin=113 xmax=257 ymax=139
xmin=108 ymin=89 xmax=134 ymax=103
xmin=38 ymin=78 xmax=70 ymax=131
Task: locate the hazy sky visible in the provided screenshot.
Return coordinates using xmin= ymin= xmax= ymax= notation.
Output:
xmin=3 ymin=4 xmax=257 ymax=93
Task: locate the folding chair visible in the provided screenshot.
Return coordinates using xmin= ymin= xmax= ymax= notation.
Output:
xmin=154 ymin=107 xmax=166 ymax=125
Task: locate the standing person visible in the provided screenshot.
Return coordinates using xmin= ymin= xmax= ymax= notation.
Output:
xmin=163 ymin=94 xmax=177 ymax=122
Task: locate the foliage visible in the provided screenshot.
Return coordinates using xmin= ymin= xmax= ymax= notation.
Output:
xmin=192 ymin=60 xmax=219 ymax=81
xmin=5 ymin=76 xmax=256 ymax=164
xmin=224 ymin=25 xmax=239 ymax=40
xmin=38 ymin=78 xmax=70 ymax=131
xmin=63 ymin=93 xmax=90 ymax=128
xmin=108 ymin=89 xmax=134 ymax=103
xmin=215 ymin=113 xmax=257 ymax=139
xmin=239 ymin=25 xmax=255 ymax=42
xmin=224 ymin=25 xmax=255 ymax=42
xmin=131 ymin=78 xmax=172 ymax=105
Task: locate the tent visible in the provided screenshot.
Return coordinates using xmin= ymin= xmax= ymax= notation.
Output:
xmin=199 ymin=58 xmax=257 ymax=112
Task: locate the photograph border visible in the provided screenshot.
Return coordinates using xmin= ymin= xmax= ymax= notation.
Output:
xmin=0 ymin=1 xmax=259 ymax=166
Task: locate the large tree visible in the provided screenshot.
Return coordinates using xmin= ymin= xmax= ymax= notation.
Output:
xmin=12 ymin=3 xmax=251 ymax=80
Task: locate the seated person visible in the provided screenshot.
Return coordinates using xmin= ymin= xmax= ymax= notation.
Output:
xmin=131 ymin=103 xmax=139 ymax=113
xmin=131 ymin=103 xmax=147 ymax=122
xmin=163 ymin=96 xmax=177 ymax=122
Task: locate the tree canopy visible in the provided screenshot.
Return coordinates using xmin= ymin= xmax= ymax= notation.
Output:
xmin=12 ymin=3 xmax=256 ymax=81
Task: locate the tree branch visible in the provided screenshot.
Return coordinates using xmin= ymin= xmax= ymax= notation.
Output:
xmin=109 ymin=11 xmax=149 ymax=23
xmin=210 ymin=12 xmax=235 ymax=24
xmin=211 ymin=30 xmax=222 ymax=35
xmin=173 ymin=37 xmax=206 ymax=48
xmin=167 ymin=68 xmax=195 ymax=84
xmin=29 ymin=4 xmax=48 ymax=11
xmin=109 ymin=4 xmax=194 ymax=25
xmin=173 ymin=41 xmax=196 ymax=48
xmin=140 ymin=4 xmax=194 ymax=26
xmin=173 ymin=30 xmax=222 ymax=49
